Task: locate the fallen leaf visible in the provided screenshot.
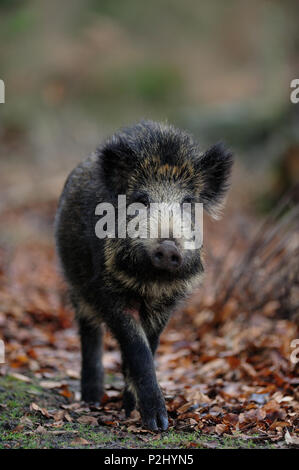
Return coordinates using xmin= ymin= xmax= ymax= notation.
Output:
xmin=36 ymin=425 xmax=47 ymax=434
xmin=77 ymin=415 xmax=98 ymax=426
xmin=70 ymin=437 xmax=90 ymax=446
xmin=40 ymin=380 xmax=65 ymax=389
xmin=66 ymin=369 xmax=80 ymax=379
xmin=215 ymin=423 xmax=229 ymax=435
xmin=9 ymin=373 xmax=31 ymax=383
xmin=30 ymin=402 xmax=51 ymax=418
xmin=20 ymin=416 xmax=34 ymax=428
xmin=285 ymin=430 xmax=299 ymax=446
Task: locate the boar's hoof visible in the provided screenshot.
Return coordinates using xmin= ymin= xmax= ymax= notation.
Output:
xmin=139 ymin=394 xmax=168 ymax=431
xmin=142 ymin=410 xmax=169 ymax=432
xmin=81 ymin=385 xmax=103 ymax=405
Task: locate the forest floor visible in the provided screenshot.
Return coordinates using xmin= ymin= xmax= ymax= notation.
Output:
xmin=0 ymin=375 xmax=283 ymax=449
xmin=0 ymin=199 xmax=298 ymax=449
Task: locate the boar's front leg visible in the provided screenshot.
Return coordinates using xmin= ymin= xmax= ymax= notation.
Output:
xmin=106 ymin=301 xmax=168 ymax=431
xmin=123 ymin=303 xmax=172 ymax=417
xmin=139 ymin=303 xmax=172 ymax=356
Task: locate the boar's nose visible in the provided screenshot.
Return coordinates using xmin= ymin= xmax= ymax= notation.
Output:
xmin=151 ymin=240 xmax=182 ymax=271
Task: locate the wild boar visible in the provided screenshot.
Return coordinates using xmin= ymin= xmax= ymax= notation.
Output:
xmin=55 ymin=120 xmax=233 ymax=430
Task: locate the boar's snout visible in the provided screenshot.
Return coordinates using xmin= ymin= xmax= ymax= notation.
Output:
xmin=151 ymin=240 xmax=182 ymax=272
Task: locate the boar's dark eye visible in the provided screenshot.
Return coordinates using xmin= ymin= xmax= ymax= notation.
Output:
xmin=132 ymin=192 xmax=150 ymax=207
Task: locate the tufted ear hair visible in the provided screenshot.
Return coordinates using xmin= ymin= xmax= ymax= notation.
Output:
xmin=100 ymin=137 xmax=137 ymax=194
xmin=196 ymin=143 xmax=233 ymax=218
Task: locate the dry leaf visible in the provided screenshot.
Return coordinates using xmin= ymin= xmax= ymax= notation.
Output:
xmin=30 ymin=402 xmax=51 ymax=418
xmin=70 ymin=437 xmax=90 ymax=446
xmin=77 ymin=415 xmax=98 ymax=426
xmin=285 ymin=430 xmax=299 ymax=446
xmin=10 ymin=373 xmax=31 ymax=383
xmin=39 ymin=380 xmax=65 ymax=389
xmin=36 ymin=425 xmax=47 ymax=434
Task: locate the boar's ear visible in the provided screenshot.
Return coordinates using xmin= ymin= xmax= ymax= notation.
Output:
xmin=100 ymin=138 xmax=136 ymax=194
xmin=196 ymin=143 xmax=233 ymax=218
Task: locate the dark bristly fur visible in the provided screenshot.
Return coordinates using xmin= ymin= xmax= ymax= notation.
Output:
xmin=55 ymin=120 xmax=233 ymax=431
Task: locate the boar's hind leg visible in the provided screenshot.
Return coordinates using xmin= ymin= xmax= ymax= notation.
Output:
xmin=106 ymin=303 xmax=168 ymax=431
xmin=78 ymin=314 xmax=104 ymax=404
xmin=122 ymin=363 xmax=137 ymax=417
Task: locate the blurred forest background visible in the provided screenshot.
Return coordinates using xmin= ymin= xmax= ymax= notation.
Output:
xmin=0 ymin=0 xmax=299 ymax=449
xmin=1 ymin=0 xmax=299 ymax=213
